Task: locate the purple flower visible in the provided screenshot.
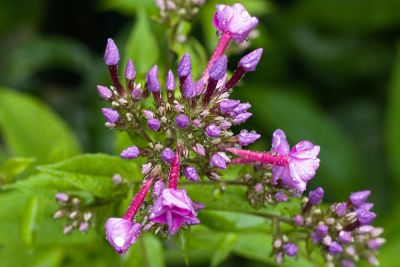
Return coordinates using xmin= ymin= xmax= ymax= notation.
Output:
xmin=254 ymin=183 xmax=263 ymax=193
xmin=176 ymin=114 xmax=190 ymax=128
xmin=220 ymin=99 xmax=240 ymax=113
xmin=166 ymin=70 xmax=176 ymax=91
xmin=210 ymin=153 xmax=227 ymax=169
xmin=193 ymin=144 xmax=206 ymax=156
xmin=105 ymin=218 xmax=141 ymax=254
xmin=125 ymin=59 xmax=136 ymax=80
xmin=315 ymin=224 xmax=328 ymax=239
xmin=97 ymin=85 xmax=112 ymax=100
xmin=161 ymin=148 xmax=175 ymax=163
xmin=150 ymin=188 xmax=199 ymax=235
xmin=205 ymin=124 xmax=221 ymax=138
xmin=275 ymin=192 xmax=288 ymax=202
xmin=232 ymin=112 xmax=252 ymax=125
xmin=309 ymin=187 xmax=324 ymax=205
xmin=209 ymin=55 xmax=228 ymax=81
xmin=338 ymin=231 xmax=352 ymax=244
xmin=213 ymin=3 xmax=258 ymax=43
xmin=341 ymin=260 xmax=355 ymax=267
xmin=131 ymin=88 xmax=142 ymax=100
xmin=350 ymin=190 xmax=371 ymax=207
xmin=356 ymin=209 xmax=376 ymax=225
xmin=102 ymin=108 xmax=119 ymax=123
xmin=147 ymin=118 xmax=161 ymax=132
xmin=239 ymin=48 xmax=263 ymax=72
xmin=55 ymin=193 xmax=69 ymax=202
xmin=177 ymin=53 xmax=192 ymax=78
xmin=284 ymin=243 xmax=298 ymax=257
xmin=120 ymin=146 xmax=140 ymax=159
xmin=271 ymin=129 xmax=320 ymax=192
xmin=238 ymin=130 xmax=260 ymax=146
xmin=184 ymin=166 xmax=199 ymax=182
xmin=293 ymin=215 xmax=304 ymax=226
xmin=192 ymin=119 xmax=201 ymax=128
xmin=334 ymin=202 xmax=347 ymax=217
xmin=104 ymin=38 xmax=120 ymax=65
xmin=328 ymin=241 xmax=343 ymax=256
xmin=146 ymin=65 xmax=160 ymax=93
xmin=182 ymin=76 xmax=196 ymax=99
xmin=367 ymin=238 xmax=385 ymax=250
xmin=230 ymin=103 xmax=251 ymax=116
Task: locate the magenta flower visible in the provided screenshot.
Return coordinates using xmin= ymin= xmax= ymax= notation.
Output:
xmin=271 ymin=129 xmax=320 ymax=192
xmin=213 ymin=3 xmax=258 ymax=43
xmin=105 ymin=218 xmax=141 ymax=254
xmin=150 ymin=188 xmax=200 ymax=235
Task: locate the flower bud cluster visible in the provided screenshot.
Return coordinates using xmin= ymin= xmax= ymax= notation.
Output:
xmin=156 ymin=0 xmax=206 ymax=22
xmin=53 ymin=193 xmax=93 ymax=234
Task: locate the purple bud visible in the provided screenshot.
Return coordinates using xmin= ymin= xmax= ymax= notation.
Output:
xmin=192 ymin=202 xmax=205 ymax=211
xmin=104 ymin=38 xmax=120 ymax=65
xmin=192 ymin=119 xmax=201 ymax=128
xmin=315 ymin=224 xmax=328 ymax=238
xmin=338 ymin=231 xmax=352 ymax=244
xmin=328 ymin=241 xmax=343 ymax=256
xmin=112 ymin=174 xmax=123 ymax=185
xmin=153 ymin=180 xmax=165 ymax=198
xmin=147 ymin=118 xmax=161 ymax=131
xmin=102 ymin=108 xmax=119 ymax=123
xmin=334 ymin=202 xmax=347 ymax=217
xmin=210 ymin=153 xmax=227 ymax=169
xmin=239 ymin=48 xmax=263 ymax=72
xmin=146 ymin=65 xmax=160 ymax=93
xmin=184 ymin=166 xmax=199 ymax=182
xmin=357 ymin=209 xmax=376 ymax=225
xmin=357 ymin=202 xmax=374 ymax=211
xmin=176 ymin=114 xmax=190 ymax=128
xmin=293 ymin=215 xmax=304 ymax=226
xmin=125 ymin=59 xmax=136 ymax=80
xmin=220 ymin=99 xmax=240 ymax=113
xmin=254 ymin=183 xmax=263 ymax=193
xmin=142 ymin=163 xmax=152 ymax=174
xmin=63 ymin=225 xmax=73 ymax=235
xmin=131 ymin=88 xmax=142 ymax=100
xmin=367 ymin=238 xmax=385 ymax=250
xmin=79 ymin=222 xmax=89 ymax=233
xmin=275 ymin=192 xmax=288 ymax=202
xmin=341 ymin=260 xmax=355 ymax=267
xmin=143 ymin=109 xmax=154 ymax=120
xmin=284 ymin=243 xmax=298 ymax=257
xmin=350 ymin=190 xmax=371 ymax=206
xmin=219 ymin=120 xmax=232 ymax=130
xmin=177 ymin=53 xmax=192 ymax=77
xmin=232 ymin=112 xmax=252 ymax=125
xmin=193 ymin=144 xmax=206 ymax=156
xmin=231 ymin=103 xmax=251 ymax=116
xmin=105 ymin=218 xmax=141 ymax=254
xmin=55 ymin=193 xmax=69 ymax=202
xmin=182 ymin=76 xmax=196 ymax=99
xmin=238 ymin=130 xmax=260 ymax=146
xmin=166 ymin=70 xmax=176 ymax=91
xmin=209 ymin=55 xmax=228 ymax=81
xmin=205 ymin=124 xmax=221 ymax=138
xmin=120 ymin=146 xmax=140 ymax=159
xmin=161 ymin=148 xmax=175 ymax=163
xmin=97 ymin=85 xmax=112 ymax=100
xmin=309 ymin=187 xmax=324 ymax=205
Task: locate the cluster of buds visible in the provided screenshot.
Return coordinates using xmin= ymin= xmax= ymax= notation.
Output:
xmin=156 ymin=0 xmax=206 ymax=21
xmin=53 ymin=193 xmax=93 ymax=234
xmin=92 ymin=2 xmax=384 ymax=265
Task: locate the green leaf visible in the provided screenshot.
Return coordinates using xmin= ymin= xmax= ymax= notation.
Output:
xmin=0 ymin=157 xmax=35 ymax=184
xmin=125 ymin=8 xmax=159 ymax=77
xmin=210 ymin=233 xmax=237 ymax=267
xmin=122 ymin=234 xmax=165 ymax=267
xmin=176 ymin=228 xmax=191 ymax=265
xmin=0 ymin=88 xmax=80 ymax=163
xmin=236 ymin=85 xmax=366 ymax=199
xmin=36 ymin=153 xmax=140 ymax=198
xmin=21 ymin=196 xmax=40 ymax=247
xmin=386 ymin=47 xmax=400 ymax=187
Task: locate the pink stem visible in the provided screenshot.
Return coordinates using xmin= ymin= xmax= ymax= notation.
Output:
xmin=203 ymin=32 xmax=232 ymax=82
xmin=108 ymin=65 xmax=125 ymax=97
xmin=123 ymin=177 xmax=154 ymax=220
xmin=168 ymin=150 xmax=181 ymax=189
xmin=223 ymin=66 xmax=245 ymax=91
xmin=226 ymin=148 xmax=289 ymax=167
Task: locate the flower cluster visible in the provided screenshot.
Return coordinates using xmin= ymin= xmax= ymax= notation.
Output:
xmin=53 ymin=192 xmax=93 ymax=234
xmin=156 ymin=0 xmax=206 ymax=22
xmin=90 ymin=2 xmax=385 ymax=265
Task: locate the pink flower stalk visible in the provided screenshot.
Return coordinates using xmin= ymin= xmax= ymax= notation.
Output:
xmin=105 ymin=177 xmax=154 ymax=254
xmin=168 ymin=149 xmax=181 ymax=189
xmin=203 ymin=3 xmax=258 ymax=81
xmin=227 ymin=129 xmax=320 ymax=192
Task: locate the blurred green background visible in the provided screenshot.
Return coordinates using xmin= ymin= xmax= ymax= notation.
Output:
xmin=0 ymin=0 xmax=400 ymax=266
